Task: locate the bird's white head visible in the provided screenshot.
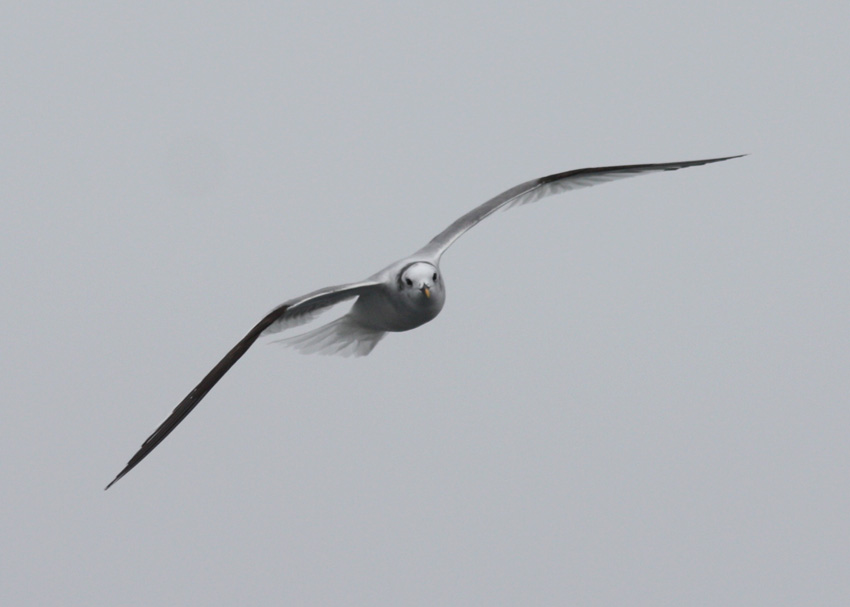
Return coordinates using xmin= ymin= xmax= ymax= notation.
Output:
xmin=398 ymin=262 xmax=445 ymax=311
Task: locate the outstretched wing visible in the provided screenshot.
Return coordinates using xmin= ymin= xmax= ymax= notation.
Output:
xmin=415 ymin=155 xmax=744 ymax=260
xmin=105 ymin=280 xmax=383 ymax=489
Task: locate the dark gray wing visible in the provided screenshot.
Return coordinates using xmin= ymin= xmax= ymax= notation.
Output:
xmin=416 ymin=155 xmax=744 ymax=260
xmin=105 ymin=280 xmax=383 ymax=489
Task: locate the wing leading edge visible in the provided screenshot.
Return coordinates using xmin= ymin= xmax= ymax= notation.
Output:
xmin=417 ymin=155 xmax=745 ymax=260
xmin=105 ymin=281 xmax=383 ymax=489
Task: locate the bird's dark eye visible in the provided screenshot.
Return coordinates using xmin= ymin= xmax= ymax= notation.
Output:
xmin=405 ymin=277 xmax=413 ymax=286
xmin=433 ymin=273 xmax=438 ymax=281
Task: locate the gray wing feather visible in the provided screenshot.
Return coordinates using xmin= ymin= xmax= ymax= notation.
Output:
xmin=416 ymin=155 xmax=744 ymax=260
xmin=261 ymin=280 xmax=384 ymax=335
xmin=106 ymin=280 xmax=383 ymax=489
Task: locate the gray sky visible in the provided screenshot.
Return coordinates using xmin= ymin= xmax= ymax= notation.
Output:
xmin=2 ymin=2 xmax=848 ymax=605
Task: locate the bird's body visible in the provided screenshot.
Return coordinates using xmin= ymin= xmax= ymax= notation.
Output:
xmin=357 ymin=261 xmax=446 ymax=332
xmin=106 ymin=154 xmax=743 ymax=489
xmin=262 ymin=260 xmax=446 ymax=357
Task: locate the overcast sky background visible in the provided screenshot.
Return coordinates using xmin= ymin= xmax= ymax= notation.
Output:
xmin=2 ymin=2 xmax=848 ymax=605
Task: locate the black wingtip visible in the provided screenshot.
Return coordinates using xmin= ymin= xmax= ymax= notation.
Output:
xmin=688 ymin=154 xmax=747 ymax=163
xmin=103 ymin=303 xmax=290 ymax=491
xmin=695 ymin=153 xmax=747 ymax=164
xmin=665 ymin=154 xmax=747 ymax=170
xmin=105 ymin=470 xmax=126 ymax=491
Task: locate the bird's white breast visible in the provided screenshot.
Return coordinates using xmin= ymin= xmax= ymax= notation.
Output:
xmin=351 ymin=284 xmax=444 ymax=332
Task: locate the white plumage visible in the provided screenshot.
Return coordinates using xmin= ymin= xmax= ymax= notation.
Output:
xmin=107 ymin=154 xmax=743 ymax=488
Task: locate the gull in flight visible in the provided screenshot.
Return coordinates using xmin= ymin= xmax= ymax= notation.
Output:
xmin=106 ymin=155 xmax=743 ymax=489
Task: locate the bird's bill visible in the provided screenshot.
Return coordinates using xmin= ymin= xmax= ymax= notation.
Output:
xmin=422 ymin=286 xmax=431 ymax=299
